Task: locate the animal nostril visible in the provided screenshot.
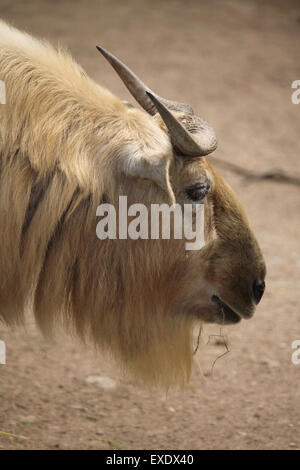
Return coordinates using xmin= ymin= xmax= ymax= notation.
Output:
xmin=252 ymin=280 xmax=265 ymax=304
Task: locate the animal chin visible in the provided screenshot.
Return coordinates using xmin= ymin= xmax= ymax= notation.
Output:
xmin=211 ymin=295 xmax=242 ymax=325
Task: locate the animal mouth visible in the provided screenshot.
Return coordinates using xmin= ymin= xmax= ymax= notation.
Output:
xmin=211 ymin=295 xmax=242 ymax=324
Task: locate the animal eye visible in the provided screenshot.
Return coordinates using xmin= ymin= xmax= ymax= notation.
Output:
xmin=185 ymin=181 xmax=210 ymax=202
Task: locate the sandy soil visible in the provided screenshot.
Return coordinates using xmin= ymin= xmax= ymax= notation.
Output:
xmin=0 ymin=0 xmax=299 ymax=450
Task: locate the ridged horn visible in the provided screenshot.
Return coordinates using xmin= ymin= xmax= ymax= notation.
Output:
xmin=146 ymin=92 xmax=217 ymax=157
xmin=96 ymin=46 xmax=217 ymax=156
xmin=96 ymin=45 xmax=193 ymax=116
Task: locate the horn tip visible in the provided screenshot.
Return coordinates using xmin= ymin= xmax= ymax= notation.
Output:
xmin=146 ymin=91 xmax=158 ymax=104
xmin=96 ymin=45 xmax=108 ymax=56
xmin=145 ymin=91 xmax=154 ymax=101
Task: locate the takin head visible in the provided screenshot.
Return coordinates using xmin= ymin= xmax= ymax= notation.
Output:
xmin=97 ymin=46 xmax=266 ymax=327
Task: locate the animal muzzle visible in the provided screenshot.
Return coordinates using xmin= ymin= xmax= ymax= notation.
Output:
xmin=211 ymin=275 xmax=266 ymax=324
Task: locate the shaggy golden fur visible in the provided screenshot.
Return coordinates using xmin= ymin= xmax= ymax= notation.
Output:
xmin=0 ymin=20 xmax=265 ymax=388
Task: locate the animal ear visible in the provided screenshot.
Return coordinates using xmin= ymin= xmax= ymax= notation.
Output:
xmin=121 ymin=145 xmax=176 ymax=205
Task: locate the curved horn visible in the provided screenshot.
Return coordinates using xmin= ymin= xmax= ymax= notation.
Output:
xmin=96 ymin=46 xmax=217 ymax=157
xmin=146 ymin=92 xmax=217 ymax=157
xmin=96 ymin=45 xmax=193 ymax=116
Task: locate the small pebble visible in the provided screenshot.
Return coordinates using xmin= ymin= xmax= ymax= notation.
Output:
xmin=85 ymin=376 xmax=117 ymax=390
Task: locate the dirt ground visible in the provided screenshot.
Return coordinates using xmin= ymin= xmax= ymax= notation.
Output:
xmin=0 ymin=0 xmax=299 ymax=450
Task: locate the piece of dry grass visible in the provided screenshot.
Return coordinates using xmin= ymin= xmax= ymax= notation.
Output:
xmin=193 ymin=323 xmax=231 ymax=376
xmin=0 ymin=430 xmax=29 ymax=440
